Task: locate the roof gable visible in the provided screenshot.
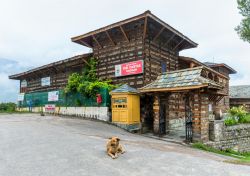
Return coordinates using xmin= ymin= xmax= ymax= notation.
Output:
xmin=71 ymin=11 xmax=197 ymax=52
xmin=110 ymin=84 xmax=139 ymax=94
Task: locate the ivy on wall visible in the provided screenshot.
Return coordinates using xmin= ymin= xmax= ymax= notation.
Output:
xmin=64 ymin=57 xmax=117 ymax=98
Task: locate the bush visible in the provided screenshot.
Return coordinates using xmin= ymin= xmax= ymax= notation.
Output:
xmin=242 ymin=114 xmax=250 ymax=124
xmin=224 ymin=117 xmax=238 ymax=126
xmin=0 ymin=103 xmax=16 ymax=112
xmin=225 ymin=106 xmax=250 ymax=126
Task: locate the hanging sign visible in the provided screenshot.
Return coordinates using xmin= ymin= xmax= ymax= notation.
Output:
xmin=115 ymin=60 xmax=144 ymax=77
xmin=48 ymin=91 xmax=59 ymax=102
xmin=17 ymin=93 xmax=25 ymax=101
xmin=41 ymin=77 xmax=50 ymax=86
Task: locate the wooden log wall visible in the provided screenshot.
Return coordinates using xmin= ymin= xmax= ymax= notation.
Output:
xmin=144 ymin=40 xmax=179 ymax=85
xmin=21 ymin=60 xmax=86 ymax=93
xmin=93 ymin=20 xmax=146 ymax=88
xmin=230 ymin=98 xmax=250 ymax=112
xmin=92 ymin=19 xmax=180 ymax=88
xmin=93 ymin=39 xmax=145 ymax=88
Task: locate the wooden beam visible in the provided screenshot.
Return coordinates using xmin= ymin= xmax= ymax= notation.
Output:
xmin=143 ymin=16 xmax=148 ymax=40
xmin=153 ymin=26 xmax=164 ymax=42
xmin=172 ymin=38 xmax=185 ymax=51
xmin=119 ymin=26 xmax=129 ymax=42
xmin=105 ymin=30 xmax=115 ymax=46
xmin=78 ymin=40 xmax=92 ymax=48
xmin=163 ymin=34 xmax=175 ymax=47
xmin=82 ymin=58 xmax=90 ymax=66
xmin=92 ymin=35 xmax=102 ymax=48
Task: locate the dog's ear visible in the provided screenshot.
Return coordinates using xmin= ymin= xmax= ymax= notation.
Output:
xmin=108 ymin=137 xmax=112 ymax=140
xmin=116 ymin=137 xmax=120 ymax=141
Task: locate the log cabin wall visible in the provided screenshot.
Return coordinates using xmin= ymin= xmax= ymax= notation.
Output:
xmin=92 ymin=19 xmax=145 ymax=88
xmin=230 ymin=98 xmax=250 ymax=112
xmin=92 ymin=24 xmax=180 ymax=88
xmin=144 ymin=40 xmax=179 ymax=85
xmin=18 ymin=55 xmax=90 ymax=93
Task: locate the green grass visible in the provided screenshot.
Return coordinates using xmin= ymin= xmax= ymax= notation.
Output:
xmin=192 ymin=143 xmax=250 ymax=164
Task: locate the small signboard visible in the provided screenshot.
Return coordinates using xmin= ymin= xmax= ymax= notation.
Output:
xmin=48 ymin=91 xmax=59 ymax=102
xmin=209 ymin=104 xmax=213 ymax=112
xmin=41 ymin=77 xmax=50 ymax=86
xmin=17 ymin=93 xmax=25 ymax=101
xmin=20 ymin=80 xmax=27 ymax=88
xmin=115 ymin=60 xmax=144 ymax=77
xmin=45 ymin=104 xmax=56 ymax=112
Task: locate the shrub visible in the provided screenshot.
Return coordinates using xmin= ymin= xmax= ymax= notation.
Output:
xmin=224 ymin=117 xmax=238 ymax=126
xmin=228 ymin=106 xmax=247 ymax=122
xmin=226 ymin=106 xmax=250 ymax=126
xmin=242 ymin=114 xmax=250 ymax=124
xmin=0 ymin=103 xmax=16 ymax=112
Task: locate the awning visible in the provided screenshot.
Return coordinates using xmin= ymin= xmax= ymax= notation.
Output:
xmin=139 ymin=66 xmax=223 ymax=93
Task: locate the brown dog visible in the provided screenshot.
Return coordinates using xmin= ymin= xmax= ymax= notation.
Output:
xmin=106 ymin=137 xmax=125 ymax=159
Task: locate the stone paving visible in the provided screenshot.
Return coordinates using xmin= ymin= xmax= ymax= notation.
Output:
xmin=0 ymin=113 xmax=249 ymax=176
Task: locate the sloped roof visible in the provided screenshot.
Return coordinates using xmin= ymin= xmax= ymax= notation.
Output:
xmin=140 ymin=67 xmax=223 ymax=92
xmin=230 ymin=85 xmax=250 ymax=99
xmin=72 ymin=11 xmax=197 ymax=51
xmin=203 ymin=62 xmax=236 ymax=74
xmin=110 ymin=84 xmax=139 ymax=94
xmin=9 ymin=53 xmax=92 ymax=80
xmin=179 ymin=56 xmax=229 ymax=79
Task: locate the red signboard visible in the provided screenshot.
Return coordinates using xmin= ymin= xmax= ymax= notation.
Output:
xmin=45 ymin=104 xmax=56 ymax=112
xmin=115 ymin=60 xmax=144 ymax=77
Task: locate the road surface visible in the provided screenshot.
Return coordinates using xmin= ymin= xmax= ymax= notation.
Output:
xmin=0 ymin=113 xmax=249 ymax=176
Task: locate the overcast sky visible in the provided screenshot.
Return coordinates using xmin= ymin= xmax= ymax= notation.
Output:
xmin=0 ymin=0 xmax=249 ymax=102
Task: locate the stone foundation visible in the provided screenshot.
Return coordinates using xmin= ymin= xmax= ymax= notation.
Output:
xmin=207 ymin=120 xmax=250 ymax=152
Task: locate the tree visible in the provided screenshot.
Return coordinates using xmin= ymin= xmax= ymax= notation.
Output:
xmin=64 ymin=57 xmax=117 ymax=98
xmin=235 ymin=0 xmax=250 ymax=43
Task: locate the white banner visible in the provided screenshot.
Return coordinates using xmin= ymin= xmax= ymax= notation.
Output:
xmin=17 ymin=93 xmax=25 ymax=101
xmin=20 ymin=80 xmax=27 ymax=88
xmin=48 ymin=91 xmax=59 ymax=102
xmin=41 ymin=77 xmax=50 ymax=86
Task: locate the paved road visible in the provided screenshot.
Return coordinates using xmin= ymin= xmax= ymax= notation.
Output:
xmin=0 ymin=114 xmax=249 ymax=176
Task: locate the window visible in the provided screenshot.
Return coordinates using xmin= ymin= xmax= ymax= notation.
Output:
xmin=161 ymin=62 xmax=167 ymax=73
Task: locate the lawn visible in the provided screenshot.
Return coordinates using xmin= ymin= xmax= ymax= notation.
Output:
xmin=192 ymin=143 xmax=250 ymax=165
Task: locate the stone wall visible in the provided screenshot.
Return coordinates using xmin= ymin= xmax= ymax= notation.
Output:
xmin=208 ymin=120 xmax=250 ymax=152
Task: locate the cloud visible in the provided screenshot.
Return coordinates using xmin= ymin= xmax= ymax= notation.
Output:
xmin=0 ymin=58 xmax=31 ymax=102
xmin=0 ymin=72 xmax=19 ymax=102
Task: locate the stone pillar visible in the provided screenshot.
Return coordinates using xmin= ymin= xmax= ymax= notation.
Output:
xmin=153 ymin=95 xmax=160 ymax=134
xmin=200 ymin=94 xmax=209 ymax=142
xmin=209 ymin=120 xmax=224 ymax=141
xmin=192 ymin=92 xmax=201 ymax=141
xmin=192 ymin=92 xmax=210 ymax=142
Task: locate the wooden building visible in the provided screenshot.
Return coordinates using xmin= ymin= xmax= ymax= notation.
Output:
xmin=230 ymin=85 xmax=250 ymax=112
xmin=9 ymin=10 xmax=236 ymax=142
xmin=71 ymin=10 xmax=198 ymax=88
xmin=9 ymin=53 xmax=92 ymax=94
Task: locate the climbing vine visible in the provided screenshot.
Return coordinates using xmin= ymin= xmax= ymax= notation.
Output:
xmin=64 ymin=57 xmax=117 ymax=97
